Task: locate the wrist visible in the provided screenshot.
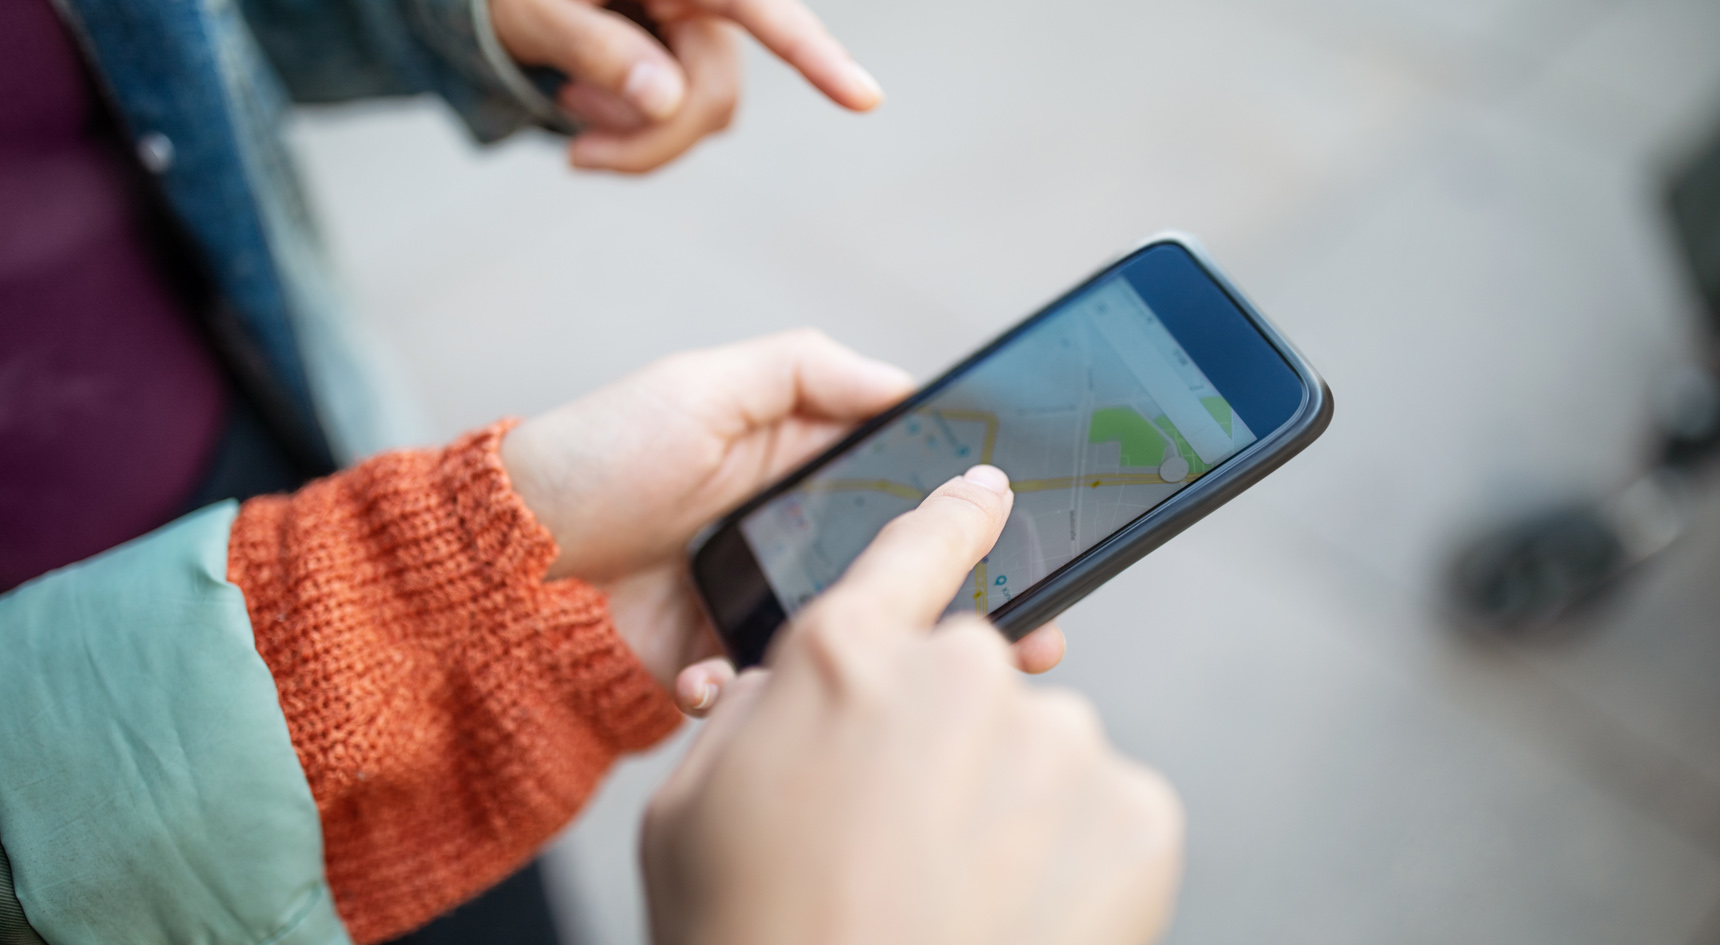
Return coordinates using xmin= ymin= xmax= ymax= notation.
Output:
xmin=499 ymin=416 xmax=580 ymax=580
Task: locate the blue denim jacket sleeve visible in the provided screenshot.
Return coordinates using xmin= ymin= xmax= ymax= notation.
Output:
xmin=238 ymin=0 xmax=577 ymax=141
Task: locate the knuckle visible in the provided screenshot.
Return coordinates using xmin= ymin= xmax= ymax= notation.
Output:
xmin=711 ymin=100 xmax=737 ymax=132
xmin=780 ymin=326 xmax=834 ymax=352
xmin=793 ymin=588 xmax=843 ymax=630
xmin=691 ymin=92 xmax=737 ymax=135
xmin=938 ymin=615 xmax=1010 ymax=662
xmin=929 ymin=618 xmax=1006 ymax=669
xmin=787 ymin=605 xmax=845 ymax=664
xmin=801 ymin=611 xmax=851 ymax=661
xmin=1031 ymin=688 xmax=1106 ymax=748
xmin=702 ymin=72 xmax=741 ymax=124
xmin=1103 ymin=763 xmax=1186 ymax=870
xmin=924 ymin=621 xmax=1014 ymax=701
xmin=1125 ymin=765 xmax=1186 ymax=834
xmin=784 ymin=600 xmax=881 ymax=696
xmin=939 ymin=612 xmax=996 ymax=636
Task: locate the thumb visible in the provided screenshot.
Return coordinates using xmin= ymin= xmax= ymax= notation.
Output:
xmin=675 ymin=656 xmax=737 ymax=717
xmin=493 ymin=0 xmax=687 ymax=120
xmin=658 ymin=667 xmax=771 ymax=797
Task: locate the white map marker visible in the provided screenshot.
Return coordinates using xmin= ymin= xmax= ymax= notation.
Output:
xmin=1159 ymin=455 xmax=1190 ymax=483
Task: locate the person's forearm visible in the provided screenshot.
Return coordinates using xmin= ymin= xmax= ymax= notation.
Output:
xmin=228 ymin=420 xmax=683 ymax=943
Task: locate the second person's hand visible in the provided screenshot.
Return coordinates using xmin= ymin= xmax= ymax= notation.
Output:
xmin=489 ymin=0 xmax=883 ymax=173
xmin=642 ymin=468 xmax=1185 ymax=945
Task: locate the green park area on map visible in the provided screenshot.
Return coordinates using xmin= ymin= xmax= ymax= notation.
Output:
xmin=1086 ymin=398 xmax=1236 ymax=479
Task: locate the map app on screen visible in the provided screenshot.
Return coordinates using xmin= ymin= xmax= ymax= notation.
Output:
xmin=739 ymin=274 xmax=1260 ymax=618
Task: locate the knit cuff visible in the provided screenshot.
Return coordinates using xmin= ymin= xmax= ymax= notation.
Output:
xmin=439 ymin=420 xmax=680 ymax=753
xmin=229 ymin=420 xmax=682 ymax=943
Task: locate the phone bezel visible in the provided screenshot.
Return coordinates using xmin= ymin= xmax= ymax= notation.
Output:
xmin=690 ymin=233 xmax=1333 ymax=666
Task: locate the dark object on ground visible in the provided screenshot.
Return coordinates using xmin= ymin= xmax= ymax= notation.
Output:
xmin=1670 ymin=122 xmax=1720 ymax=333
xmin=1448 ymin=118 xmax=1720 ymax=630
xmin=1450 ymin=503 xmax=1626 ymax=629
xmin=1448 ymin=471 xmax=1688 ymax=629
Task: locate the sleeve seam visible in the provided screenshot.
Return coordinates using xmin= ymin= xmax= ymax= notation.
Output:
xmin=256 ymin=881 xmax=341 ymax=945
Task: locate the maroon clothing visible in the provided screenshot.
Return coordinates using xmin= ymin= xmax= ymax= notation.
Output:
xmin=0 ymin=0 xmax=227 ymax=589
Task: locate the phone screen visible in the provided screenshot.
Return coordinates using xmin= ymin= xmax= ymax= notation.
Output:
xmin=738 ymin=272 xmax=1262 ymax=618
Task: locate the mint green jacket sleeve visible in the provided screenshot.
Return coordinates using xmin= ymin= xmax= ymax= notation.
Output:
xmin=0 ymin=503 xmax=351 ymax=945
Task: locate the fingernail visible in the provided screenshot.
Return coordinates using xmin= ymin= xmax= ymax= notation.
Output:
xmin=691 ymin=681 xmax=717 ymax=711
xmin=843 ymin=60 xmax=884 ymax=107
xmin=624 ymin=60 xmax=684 ymax=120
xmin=963 ymin=465 xmax=1010 ymax=495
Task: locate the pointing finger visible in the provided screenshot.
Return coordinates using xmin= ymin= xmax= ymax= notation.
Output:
xmin=698 ymin=0 xmax=882 ymax=110
xmin=817 ymin=466 xmax=1014 ymax=632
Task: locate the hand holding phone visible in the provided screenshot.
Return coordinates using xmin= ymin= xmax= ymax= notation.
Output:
xmin=499 ymin=331 xmax=1066 ymax=696
xmin=644 ymin=469 xmax=1184 ymax=945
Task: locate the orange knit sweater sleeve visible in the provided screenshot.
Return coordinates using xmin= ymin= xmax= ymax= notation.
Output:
xmin=226 ymin=420 xmax=684 ymax=944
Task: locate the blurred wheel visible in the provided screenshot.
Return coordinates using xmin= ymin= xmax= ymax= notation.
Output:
xmin=1448 ymin=503 xmax=1626 ymax=630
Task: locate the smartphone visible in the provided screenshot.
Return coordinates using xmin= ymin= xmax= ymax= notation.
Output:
xmin=692 ymin=236 xmax=1332 ymax=668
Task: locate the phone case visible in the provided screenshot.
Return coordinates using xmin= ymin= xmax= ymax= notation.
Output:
xmin=947 ymin=234 xmax=1331 ymax=640
xmin=693 ymin=233 xmax=1334 ymax=652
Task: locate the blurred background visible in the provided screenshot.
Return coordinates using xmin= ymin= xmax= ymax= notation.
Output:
xmin=282 ymin=0 xmax=1720 ymax=941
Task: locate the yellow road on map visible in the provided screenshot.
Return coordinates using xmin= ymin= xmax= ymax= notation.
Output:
xmin=930 ymin=409 xmax=999 ymax=465
xmin=1012 ymin=472 xmax=1172 ymax=492
xmin=801 ymin=407 xmax=1194 ymax=612
xmin=803 ymin=471 xmax=1180 ymax=501
xmin=806 ymin=479 xmax=928 ymax=501
xmin=804 ymin=407 xmax=1196 ymax=504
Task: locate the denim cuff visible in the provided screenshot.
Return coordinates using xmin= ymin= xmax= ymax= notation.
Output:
xmin=401 ymin=0 xmax=581 ymax=141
